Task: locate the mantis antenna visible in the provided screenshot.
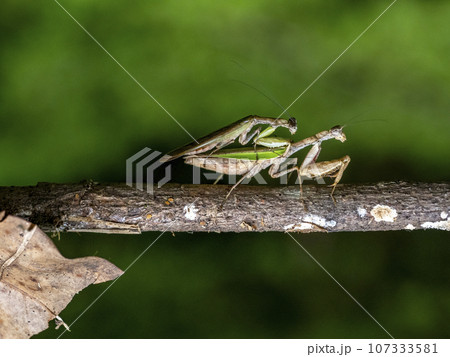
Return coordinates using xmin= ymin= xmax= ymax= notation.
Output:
xmin=232 ymin=79 xmax=294 ymax=120
xmin=230 ymin=59 xmax=294 ymax=119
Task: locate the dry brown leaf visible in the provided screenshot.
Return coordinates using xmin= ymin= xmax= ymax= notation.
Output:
xmin=0 ymin=213 xmax=123 ymax=338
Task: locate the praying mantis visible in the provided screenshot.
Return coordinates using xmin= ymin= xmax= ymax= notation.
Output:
xmin=183 ymin=125 xmax=350 ymax=201
xmin=160 ymin=115 xmax=297 ymax=162
xmin=161 ymin=116 xmax=350 ymax=201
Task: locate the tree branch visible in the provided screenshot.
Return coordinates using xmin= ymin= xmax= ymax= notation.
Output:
xmin=0 ymin=182 xmax=448 ymax=233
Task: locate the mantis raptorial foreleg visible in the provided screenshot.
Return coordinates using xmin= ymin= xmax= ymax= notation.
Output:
xmin=327 ymin=157 xmax=351 ymax=195
xmin=297 ymin=143 xmax=351 ymax=201
xmin=205 ymin=126 xmax=262 ymax=158
xmin=297 ymin=142 xmax=322 ymax=200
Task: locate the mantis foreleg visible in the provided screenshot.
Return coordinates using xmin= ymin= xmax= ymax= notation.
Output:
xmin=297 ymin=143 xmax=351 ymax=201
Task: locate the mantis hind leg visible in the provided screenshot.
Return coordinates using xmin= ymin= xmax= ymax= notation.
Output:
xmin=223 ymin=163 xmax=264 ymax=202
xmin=224 ymin=175 xmax=247 ymax=201
xmin=213 ymin=174 xmax=224 ymax=185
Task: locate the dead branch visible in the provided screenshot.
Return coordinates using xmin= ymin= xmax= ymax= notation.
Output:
xmin=0 ymin=182 xmax=448 ymax=233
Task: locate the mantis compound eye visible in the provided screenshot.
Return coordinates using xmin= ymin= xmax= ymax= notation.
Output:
xmin=288 ymin=117 xmax=297 ymax=134
xmin=330 ymin=125 xmax=346 ymax=142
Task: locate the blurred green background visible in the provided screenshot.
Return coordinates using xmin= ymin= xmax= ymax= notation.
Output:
xmin=1 ymin=0 xmax=449 ymax=338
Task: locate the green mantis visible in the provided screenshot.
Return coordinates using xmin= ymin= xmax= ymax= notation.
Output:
xmin=160 ymin=115 xmax=297 ymax=162
xmin=161 ymin=116 xmax=350 ymax=200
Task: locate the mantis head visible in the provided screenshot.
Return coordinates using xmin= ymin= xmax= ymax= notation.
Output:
xmin=287 ymin=117 xmax=297 ymax=135
xmin=271 ymin=117 xmax=297 ymax=135
xmin=330 ymin=125 xmax=346 ymax=142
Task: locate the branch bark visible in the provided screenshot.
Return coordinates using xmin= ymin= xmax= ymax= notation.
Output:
xmin=0 ymin=182 xmax=448 ymax=233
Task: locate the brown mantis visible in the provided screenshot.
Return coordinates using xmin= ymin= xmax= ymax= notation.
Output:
xmin=183 ymin=125 xmax=350 ymax=201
